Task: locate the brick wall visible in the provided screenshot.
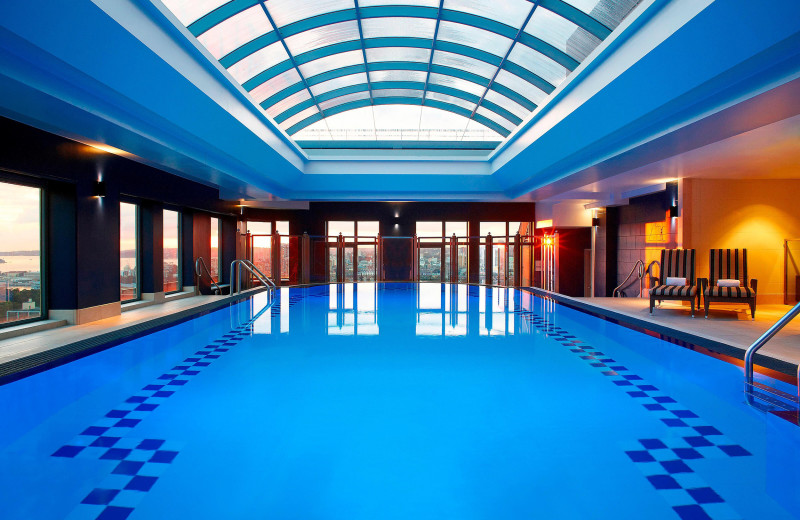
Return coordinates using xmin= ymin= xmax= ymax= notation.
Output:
xmin=615 ymin=191 xmax=677 ymax=296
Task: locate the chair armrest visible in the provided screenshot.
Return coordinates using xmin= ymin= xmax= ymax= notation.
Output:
xmin=650 ymin=275 xmax=660 ymax=288
xmin=751 ymin=279 xmax=758 ymax=293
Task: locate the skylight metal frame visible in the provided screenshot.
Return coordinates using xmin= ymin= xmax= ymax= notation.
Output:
xmin=162 ymin=0 xmax=638 ymax=139
xmin=420 ymin=0 xmax=445 ymax=109
xmin=258 ymin=1 xmax=326 ymax=128
xmin=469 ymin=1 xmax=539 ymax=123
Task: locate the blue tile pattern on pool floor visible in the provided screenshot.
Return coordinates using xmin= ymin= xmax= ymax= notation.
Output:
xmin=50 ymin=302 xmax=271 ymax=520
xmin=513 ymin=307 xmax=750 ymax=520
xmin=3 ymin=284 xmax=800 ymax=520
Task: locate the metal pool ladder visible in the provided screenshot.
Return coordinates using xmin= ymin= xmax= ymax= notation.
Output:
xmin=743 ymin=302 xmax=800 ymax=411
xmin=613 ymin=260 xmax=660 ymax=297
xmin=230 ymin=259 xmax=276 ymax=297
xmin=194 ymin=257 xmax=228 ymax=295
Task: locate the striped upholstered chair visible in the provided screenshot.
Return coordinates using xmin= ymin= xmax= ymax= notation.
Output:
xmin=649 ymin=249 xmax=699 ymax=317
xmin=702 ymin=249 xmax=757 ymax=319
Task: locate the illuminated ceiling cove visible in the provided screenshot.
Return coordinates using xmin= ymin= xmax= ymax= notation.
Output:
xmin=157 ymin=0 xmax=641 ymax=142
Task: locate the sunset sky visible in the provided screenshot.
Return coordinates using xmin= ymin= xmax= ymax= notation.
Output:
xmin=0 ymin=182 xmax=40 ymax=252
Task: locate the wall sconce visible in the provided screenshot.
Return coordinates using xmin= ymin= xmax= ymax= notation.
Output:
xmin=92 ymin=180 xmax=106 ymax=198
xmin=591 ymin=217 xmax=600 ymax=227
xmin=669 ymin=204 xmax=679 ymax=218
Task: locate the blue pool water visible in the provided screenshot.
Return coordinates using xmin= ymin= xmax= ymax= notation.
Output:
xmin=2 ymin=283 xmax=799 ymax=519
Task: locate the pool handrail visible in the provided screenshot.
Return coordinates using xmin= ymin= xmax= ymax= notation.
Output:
xmin=230 ymin=259 xmax=276 ymax=295
xmin=195 ymin=257 xmax=224 ymax=295
xmin=613 ymin=260 xmax=644 ymax=297
xmin=743 ymin=301 xmax=800 ymax=400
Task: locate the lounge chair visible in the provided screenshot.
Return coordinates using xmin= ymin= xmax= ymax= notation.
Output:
xmin=701 ymin=249 xmax=757 ymax=319
xmin=649 ymin=249 xmax=699 ymax=317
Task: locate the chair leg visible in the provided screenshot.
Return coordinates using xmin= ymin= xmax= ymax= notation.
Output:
xmin=704 ymin=299 xmax=710 ymax=319
xmin=650 ymin=297 xmax=654 ymax=314
xmin=690 ymin=299 xmax=695 ymax=318
xmin=750 ymin=299 xmax=756 ymax=320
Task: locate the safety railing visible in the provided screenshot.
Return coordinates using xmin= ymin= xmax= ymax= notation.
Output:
xmin=194 ymin=257 xmax=224 ymax=295
xmin=613 ymin=260 xmax=660 ymax=298
xmin=743 ymin=302 xmax=800 ymax=409
xmin=243 ymin=232 xmax=531 ymax=287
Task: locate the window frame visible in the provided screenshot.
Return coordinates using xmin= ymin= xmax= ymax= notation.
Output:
xmin=119 ymin=200 xmax=141 ymax=303
xmin=163 ymin=208 xmax=182 ymax=295
xmin=0 ymin=175 xmax=46 ymax=329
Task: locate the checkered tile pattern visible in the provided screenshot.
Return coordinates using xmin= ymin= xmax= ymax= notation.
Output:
xmin=513 ymin=307 xmax=751 ymax=520
xmin=51 ymin=306 xmax=270 ymax=520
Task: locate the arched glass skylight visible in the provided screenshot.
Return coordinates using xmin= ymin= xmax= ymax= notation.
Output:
xmin=157 ymin=0 xmax=641 ymax=143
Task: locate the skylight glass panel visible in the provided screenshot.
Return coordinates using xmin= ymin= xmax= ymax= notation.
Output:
xmin=196 ymin=5 xmax=271 ymax=60
xmin=493 ymin=69 xmax=547 ymax=106
xmin=310 ymin=72 xmax=368 ymax=96
xmin=299 ymin=50 xmax=365 ymax=79
xmin=475 ymin=106 xmax=514 ymax=131
xmin=564 ymin=0 xmax=641 ymax=30
xmin=359 ymin=0 xmax=440 ymax=7
xmin=426 ymin=91 xmax=476 ymax=112
xmin=484 ymin=89 xmax=530 ymax=119
xmin=369 ymin=70 xmax=427 ymax=83
xmin=437 ymin=21 xmax=513 ymax=57
xmin=361 ymin=17 xmax=437 ymax=39
xmin=432 ymin=51 xmax=497 ymax=80
xmin=160 ymin=0 xmax=230 ymax=26
xmin=443 ymin=0 xmax=532 ymax=30
xmin=507 ymin=44 xmax=569 ymax=87
xmin=264 ymin=90 xmax=312 ymax=119
xmin=372 ymin=89 xmax=423 ymax=98
xmin=463 ymin=118 xmax=503 ymax=140
xmin=280 ymin=106 xmax=320 ymax=131
xmin=319 ymin=91 xmax=371 ymax=111
xmin=524 ymin=7 xmax=601 ymax=62
xmin=284 ymin=21 xmax=360 ymax=56
xmin=227 ymin=41 xmax=288 ymax=84
xmin=366 ymin=47 xmax=431 ymax=64
xmin=249 ymin=68 xmax=302 ymax=103
xmin=266 ymin=0 xmax=354 ymax=29
xmin=428 ymin=74 xmax=485 ymax=97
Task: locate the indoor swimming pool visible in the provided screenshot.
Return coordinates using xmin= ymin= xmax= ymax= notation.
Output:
xmin=1 ymin=284 xmax=799 ymax=520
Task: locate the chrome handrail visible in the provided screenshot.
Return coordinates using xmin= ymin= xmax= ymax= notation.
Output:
xmin=744 ymin=302 xmax=800 ymax=399
xmin=230 ymin=259 xmax=276 ymax=294
xmin=195 ymin=257 xmax=223 ymax=295
xmin=613 ymin=260 xmax=644 ymax=297
xmin=243 ymin=260 xmax=276 ymax=290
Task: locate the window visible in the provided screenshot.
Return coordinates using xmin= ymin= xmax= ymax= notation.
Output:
xmin=327 ymin=221 xmax=379 ymax=282
xmin=328 ymin=221 xmax=354 ymax=238
xmin=210 ymin=217 xmax=220 ymax=279
xmin=445 ymin=222 xmax=468 ymax=283
xmin=120 ymin=202 xmax=139 ymax=301
xmin=0 ymin=181 xmax=43 ymax=326
xmin=163 ymin=210 xmax=180 ymax=293
xmin=248 ymin=221 xmax=272 ymax=277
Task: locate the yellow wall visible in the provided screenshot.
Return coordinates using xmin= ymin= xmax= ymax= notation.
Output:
xmin=683 ymin=178 xmax=800 ymax=304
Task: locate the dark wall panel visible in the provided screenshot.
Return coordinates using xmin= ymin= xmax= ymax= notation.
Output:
xmin=75 ymin=182 xmax=119 ymax=308
xmin=139 ymin=203 xmax=163 ymax=294
xmin=46 ymin=182 xmax=77 ymax=310
xmin=0 ymin=116 xmax=239 ymax=312
xmin=180 ymin=211 xmax=194 ymax=288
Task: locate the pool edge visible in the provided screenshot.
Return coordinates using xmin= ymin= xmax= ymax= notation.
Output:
xmin=0 ymin=288 xmax=269 ymax=386
xmin=520 ymin=287 xmax=798 ymax=381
